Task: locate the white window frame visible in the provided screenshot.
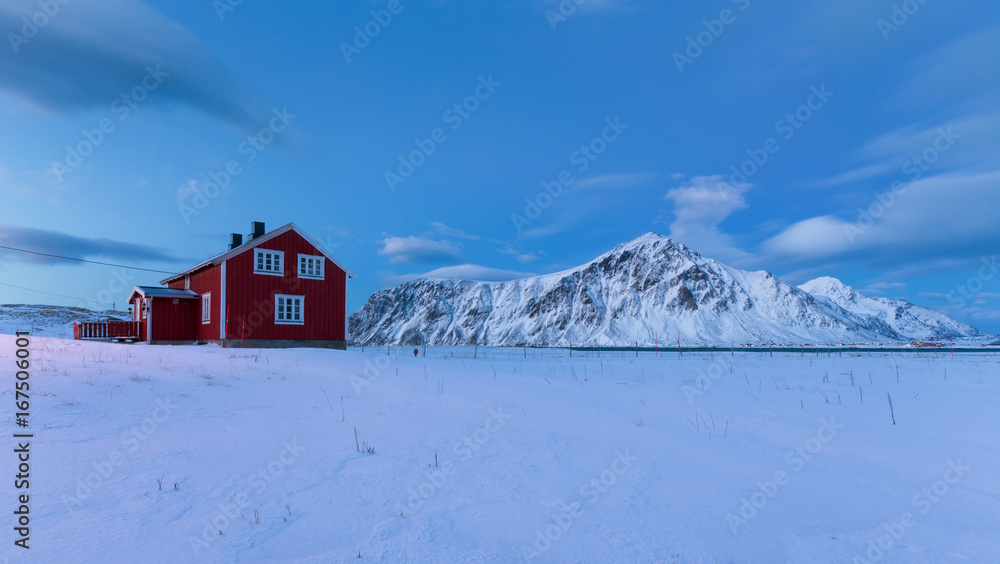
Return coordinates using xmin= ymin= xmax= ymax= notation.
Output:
xmin=201 ymin=292 xmax=212 ymax=324
xmin=254 ymin=249 xmax=285 ymax=276
xmin=275 ymin=294 xmax=305 ymax=325
xmin=297 ymin=254 xmax=325 ymax=280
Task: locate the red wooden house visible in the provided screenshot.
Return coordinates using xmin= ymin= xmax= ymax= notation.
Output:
xmin=122 ymin=222 xmax=354 ymax=348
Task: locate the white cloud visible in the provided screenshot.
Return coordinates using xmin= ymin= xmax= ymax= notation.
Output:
xmin=571 ymin=173 xmax=656 ymax=192
xmin=421 ymin=264 xmax=534 ymax=281
xmin=862 ymin=281 xmax=907 ymax=295
xmin=762 ymin=171 xmax=1000 ymax=265
xmin=174 ymin=179 xmax=198 ymax=204
xmin=384 ymin=264 xmax=535 ymax=286
xmin=661 ymin=175 xmax=754 ymax=264
xmin=497 ymin=246 xmax=540 ymax=264
xmin=377 ymin=236 xmax=462 ymax=264
xmin=430 ymin=222 xmax=479 ymax=240
xmin=762 ymin=215 xmax=849 ymax=259
xmin=815 ymin=164 xmax=894 ymax=187
xmin=664 ymin=176 xmax=749 ymax=235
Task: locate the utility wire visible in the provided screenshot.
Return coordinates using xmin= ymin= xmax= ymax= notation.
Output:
xmin=0 ymin=244 xmax=179 ymax=275
xmin=0 ymin=281 xmax=112 ymax=305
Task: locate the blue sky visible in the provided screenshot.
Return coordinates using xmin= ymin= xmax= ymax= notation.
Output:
xmin=1 ymin=0 xmax=998 ymax=332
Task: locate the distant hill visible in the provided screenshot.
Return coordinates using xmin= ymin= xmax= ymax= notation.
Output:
xmin=0 ymin=305 xmax=132 ymax=339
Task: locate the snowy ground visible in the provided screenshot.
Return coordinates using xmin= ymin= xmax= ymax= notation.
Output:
xmin=1 ymin=336 xmax=999 ymax=563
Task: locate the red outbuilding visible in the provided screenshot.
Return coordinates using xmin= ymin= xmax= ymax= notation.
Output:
xmin=123 ymin=221 xmax=355 ymax=348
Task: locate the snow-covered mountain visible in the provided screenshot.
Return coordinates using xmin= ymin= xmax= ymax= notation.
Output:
xmin=798 ymin=276 xmax=980 ymax=340
xmin=350 ymin=233 xmax=984 ymax=346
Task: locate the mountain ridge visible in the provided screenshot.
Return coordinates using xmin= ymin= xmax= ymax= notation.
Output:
xmin=349 ymin=233 xmax=983 ymax=346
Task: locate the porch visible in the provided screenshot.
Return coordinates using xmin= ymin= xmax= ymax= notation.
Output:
xmin=73 ymin=321 xmax=143 ymax=343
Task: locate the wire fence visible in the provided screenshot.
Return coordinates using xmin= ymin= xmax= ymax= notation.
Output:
xmin=348 ymin=344 xmax=1000 ymax=360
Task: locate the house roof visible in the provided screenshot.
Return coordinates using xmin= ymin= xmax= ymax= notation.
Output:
xmin=128 ymin=286 xmax=200 ymax=301
xmin=160 ymin=222 xmax=356 ymax=284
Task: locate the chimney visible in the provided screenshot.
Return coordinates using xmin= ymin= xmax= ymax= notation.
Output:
xmin=249 ymin=221 xmax=265 ymax=241
xmin=229 ymin=233 xmax=243 ymax=250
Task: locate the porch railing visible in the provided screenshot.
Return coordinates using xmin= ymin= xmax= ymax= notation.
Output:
xmin=73 ymin=321 xmax=142 ymax=341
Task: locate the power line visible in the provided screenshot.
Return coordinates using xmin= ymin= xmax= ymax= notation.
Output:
xmin=0 ymin=244 xmax=179 ymax=275
xmin=0 ymin=281 xmax=112 ymax=305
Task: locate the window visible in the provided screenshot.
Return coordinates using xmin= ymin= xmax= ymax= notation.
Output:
xmin=298 ymin=254 xmax=324 ymax=279
xmin=254 ymin=249 xmax=284 ymax=276
xmin=275 ymin=295 xmax=304 ymax=325
xmin=202 ymin=293 xmax=211 ymax=324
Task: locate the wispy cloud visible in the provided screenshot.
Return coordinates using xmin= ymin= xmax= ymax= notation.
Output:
xmin=0 ymin=165 xmax=72 ymax=202
xmin=762 ymin=171 xmax=1000 ymax=269
xmin=0 ymin=224 xmax=179 ymax=265
xmin=430 ymin=222 xmax=480 ymax=240
xmin=571 ymin=173 xmax=656 ymax=192
xmin=377 ymin=236 xmax=462 ymax=264
xmin=517 ymin=172 xmax=658 ymax=239
xmin=660 ymin=175 xmax=754 ymax=264
xmin=497 ymin=245 xmax=540 ymax=264
xmin=861 ymin=281 xmax=907 ymax=295
xmin=814 ymin=164 xmax=894 ymax=187
xmin=894 ymin=23 xmax=1000 ymax=111
xmin=0 ymin=0 xmax=274 ymax=132
xmin=384 ymin=264 xmax=535 ymax=286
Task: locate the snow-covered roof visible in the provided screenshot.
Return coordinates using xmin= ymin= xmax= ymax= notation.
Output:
xmin=160 ymin=222 xmax=356 ymax=284
xmin=128 ymin=286 xmax=200 ymax=301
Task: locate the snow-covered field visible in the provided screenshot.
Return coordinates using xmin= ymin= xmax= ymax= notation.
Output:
xmin=2 ymin=337 xmax=999 ymax=563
